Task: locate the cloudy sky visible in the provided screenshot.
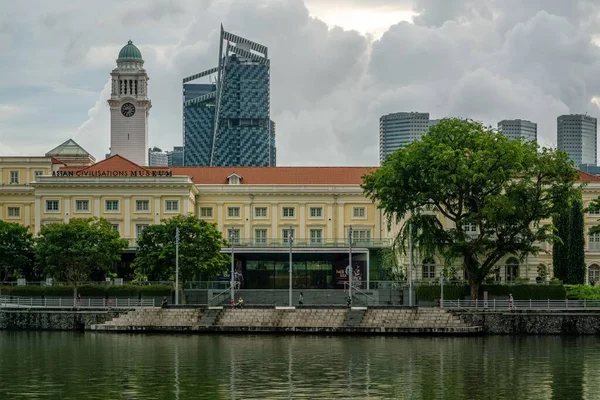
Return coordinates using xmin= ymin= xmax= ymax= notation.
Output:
xmin=2 ymin=0 xmax=600 ymax=166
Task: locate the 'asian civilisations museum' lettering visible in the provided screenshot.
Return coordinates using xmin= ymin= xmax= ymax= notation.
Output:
xmin=52 ymin=170 xmax=173 ymax=177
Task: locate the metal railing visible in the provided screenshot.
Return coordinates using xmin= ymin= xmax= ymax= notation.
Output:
xmin=209 ymin=286 xmax=234 ymax=306
xmin=0 ymin=296 xmax=155 ymax=309
xmin=444 ymin=299 xmax=600 ymax=310
xmin=343 ymin=282 xmax=376 ymax=306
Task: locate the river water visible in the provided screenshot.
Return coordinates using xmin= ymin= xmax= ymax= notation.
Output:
xmin=0 ymin=332 xmax=597 ymax=399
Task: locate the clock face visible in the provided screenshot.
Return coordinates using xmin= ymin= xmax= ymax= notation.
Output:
xmin=121 ymin=103 xmax=136 ymax=117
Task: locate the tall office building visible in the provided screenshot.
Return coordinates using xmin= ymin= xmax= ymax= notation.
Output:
xmin=108 ymin=40 xmax=151 ymax=166
xmin=167 ymin=146 xmax=184 ymax=167
xmin=379 ymin=112 xmax=430 ymax=164
xmin=148 ymin=147 xmax=168 ymax=166
xmin=498 ymin=119 xmax=537 ymax=142
xmin=183 ymin=26 xmax=276 ymax=166
xmin=557 ymin=114 xmax=597 ymax=167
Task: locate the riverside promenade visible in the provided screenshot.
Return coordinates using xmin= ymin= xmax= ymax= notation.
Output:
xmin=89 ymin=306 xmax=482 ymax=335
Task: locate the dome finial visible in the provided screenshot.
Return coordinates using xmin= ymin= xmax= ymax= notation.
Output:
xmin=128 ymin=40 xmax=133 ymax=44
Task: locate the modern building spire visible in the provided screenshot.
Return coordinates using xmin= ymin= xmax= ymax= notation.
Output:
xmin=183 ymin=26 xmax=275 ymax=167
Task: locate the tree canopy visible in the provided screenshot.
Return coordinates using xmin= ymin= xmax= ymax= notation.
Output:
xmin=0 ymin=220 xmax=35 ymax=283
xmin=36 ymin=218 xmax=128 ymax=288
xmin=553 ymin=197 xmax=586 ymax=284
xmin=132 ymin=214 xmax=230 ymax=282
xmin=363 ymin=118 xmax=580 ymax=299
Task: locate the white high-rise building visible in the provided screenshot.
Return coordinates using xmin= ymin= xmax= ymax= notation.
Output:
xmin=148 ymin=147 xmax=168 ymax=166
xmin=498 ymin=119 xmax=537 ymax=143
xmin=108 ymin=40 xmax=151 ymax=166
xmin=557 ymin=114 xmax=597 ymax=167
xmin=379 ymin=112 xmax=430 ymax=164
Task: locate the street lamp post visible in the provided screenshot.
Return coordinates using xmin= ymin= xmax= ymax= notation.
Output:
xmin=175 ymin=227 xmax=180 ymax=305
xmin=289 ymin=226 xmax=294 ymax=307
xmin=230 ymin=232 xmax=235 ymax=305
xmin=348 ymin=225 xmax=353 ymax=302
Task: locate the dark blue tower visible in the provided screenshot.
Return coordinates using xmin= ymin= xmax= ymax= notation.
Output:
xmin=183 ymin=26 xmax=276 ymax=166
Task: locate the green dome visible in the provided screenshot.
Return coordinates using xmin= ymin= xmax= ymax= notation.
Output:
xmin=117 ymin=40 xmax=143 ymax=61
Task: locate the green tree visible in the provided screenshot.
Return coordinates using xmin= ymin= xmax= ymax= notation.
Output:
xmin=132 ymin=214 xmax=230 ymax=283
xmin=0 ymin=220 xmax=35 ymax=283
xmin=36 ymin=218 xmax=128 ymax=297
xmin=362 ymin=118 xmax=579 ymax=299
xmin=555 ymin=197 xmax=587 ymax=284
xmin=568 ymin=200 xmax=586 ymax=284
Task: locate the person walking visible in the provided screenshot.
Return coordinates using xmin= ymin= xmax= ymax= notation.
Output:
xmin=161 ymin=296 xmax=168 ymax=308
xmin=508 ymin=293 xmax=516 ymax=311
xmin=298 ymin=292 xmax=304 ymax=305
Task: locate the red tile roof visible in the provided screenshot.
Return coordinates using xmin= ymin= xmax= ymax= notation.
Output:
xmin=56 ymin=155 xmax=600 ymax=185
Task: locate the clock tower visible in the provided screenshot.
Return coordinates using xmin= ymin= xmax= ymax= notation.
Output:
xmin=108 ymin=40 xmax=151 ymax=166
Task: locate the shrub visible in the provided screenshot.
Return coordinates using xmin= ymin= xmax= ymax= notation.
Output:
xmin=565 ymin=285 xmax=600 ymax=300
xmin=416 ymin=285 xmax=469 ymax=301
xmin=483 ymin=284 xmax=566 ymax=300
xmin=139 ymin=284 xmax=172 ymax=297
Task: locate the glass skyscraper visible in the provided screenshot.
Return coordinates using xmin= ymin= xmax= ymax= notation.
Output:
xmin=183 ymin=26 xmax=276 ymax=166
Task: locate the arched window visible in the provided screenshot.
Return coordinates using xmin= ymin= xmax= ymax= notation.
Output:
xmin=537 ymin=264 xmax=548 ymax=280
xmin=588 ymin=264 xmax=600 ymax=284
xmin=422 ymin=258 xmax=436 ymax=279
xmin=505 ymin=258 xmax=519 ymax=282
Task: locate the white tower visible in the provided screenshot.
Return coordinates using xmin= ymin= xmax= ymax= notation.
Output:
xmin=108 ymin=40 xmax=151 ymax=166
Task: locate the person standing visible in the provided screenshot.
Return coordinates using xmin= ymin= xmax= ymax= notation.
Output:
xmin=298 ymin=292 xmax=304 ymax=305
xmin=508 ymin=293 xmax=516 ymax=311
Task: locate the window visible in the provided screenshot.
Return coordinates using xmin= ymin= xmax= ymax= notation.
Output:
xmin=165 ymin=200 xmax=179 ymax=212
xmin=310 ymin=229 xmax=322 ymax=244
xmin=589 ymin=264 xmax=600 ymax=284
xmin=228 ymin=228 xmax=240 ymax=244
xmin=353 ymin=207 xmax=366 ymax=218
xmin=45 ymin=200 xmax=59 ymax=212
xmin=255 ymin=229 xmax=267 ymax=244
xmin=111 ymin=224 xmax=119 ymax=232
xmin=590 ymin=233 xmax=600 ymax=251
xmin=309 ymin=207 xmax=322 ymax=218
xmin=7 ymin=207 xmax=20 ymax=218
xmin=9 ymin=171 xmax=19 ymax=184
xmin=34 ymin=171 xmax=43 ymax=178
xmin=136 ymin=200 xmax=150 ymax=212
xmin=136 ymin=224 xmax=149 ymax=238
xmin=352 ymin=229 xmax=371 ymax=243
xmin=282 ymin=207 xmax=295 ymax=218
xmin=422 ymin=258 xmax=436 ymax=279
xmin=463 ymin=223 xmax=478 ymax=236
xmin=200 ymin=207 xmax=213 ymax=218
xmin=105 ymin=200 xmax=119 ymax=212
xmin=505 ymin=258 xmax=519 ymax=282
xmin=75 ymin=200 xmax=89 ymax=212
xmin=228 ymin=207 xmax=240 ymax=218
xmin=255 ymin=207 xmax=267 ymax=218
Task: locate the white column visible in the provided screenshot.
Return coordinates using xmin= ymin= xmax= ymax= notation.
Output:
xmin=64 ymin=196 xmax=71 ymax=223
xmin=327 ymin=204 xmax=333 ymax=240
xmin=337 ymin=202 xmax=345 ymax=243
xmin=124 ymin=196 xmax=131 ymax=238
xmin=271 ymin=203 xmax=278 ymax=239
xmin=217 ymin=202 xmax=224 ymax=233
xmin=299 ymin=203 xmax=306 ymax=240
xmin=183 ymin=195 xmax=189 ymax=215
xmin=26 ymin=168 xmax=31 ymax=184
xmin=244 ymin=204 xmax=251 ymax=239
xmin=24 ymin=203 xmax=31 ymax=227
xmin=34 ymin=196 xmax=41 ymax=235
xmin=0 ymin=168 xmax=3 ymax=185
xmin=93 ymin=196 xmax=100 ymax=218
xmin=154 ymin=196 xmax=161 ymax=224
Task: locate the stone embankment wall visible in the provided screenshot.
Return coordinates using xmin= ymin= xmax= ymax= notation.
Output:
xmin=0 ymin=309 xmax=122 ymax=331
xmin=454 ymin=310 xmax=600 ymax=334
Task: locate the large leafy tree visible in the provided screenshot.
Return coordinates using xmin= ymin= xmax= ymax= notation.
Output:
xmin=36 ymin=218 xmax=128 ymax=296
xmin=363 ymin=118 xmax=579 ymax=299
xmin=0 ymin=220 xmax=35 ymax=283
xmin=132 ymin=214 xmax=230 ymax=283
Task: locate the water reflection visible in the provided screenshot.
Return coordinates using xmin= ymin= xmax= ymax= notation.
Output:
xmin=0 ymin=333 xmax=598 ymax=399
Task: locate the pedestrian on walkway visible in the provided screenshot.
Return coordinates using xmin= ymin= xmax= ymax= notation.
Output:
xmin=508 ymin=293 xmax=516 ymax=311
xmin=298 ymin=292 xmax=304 ymax=305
